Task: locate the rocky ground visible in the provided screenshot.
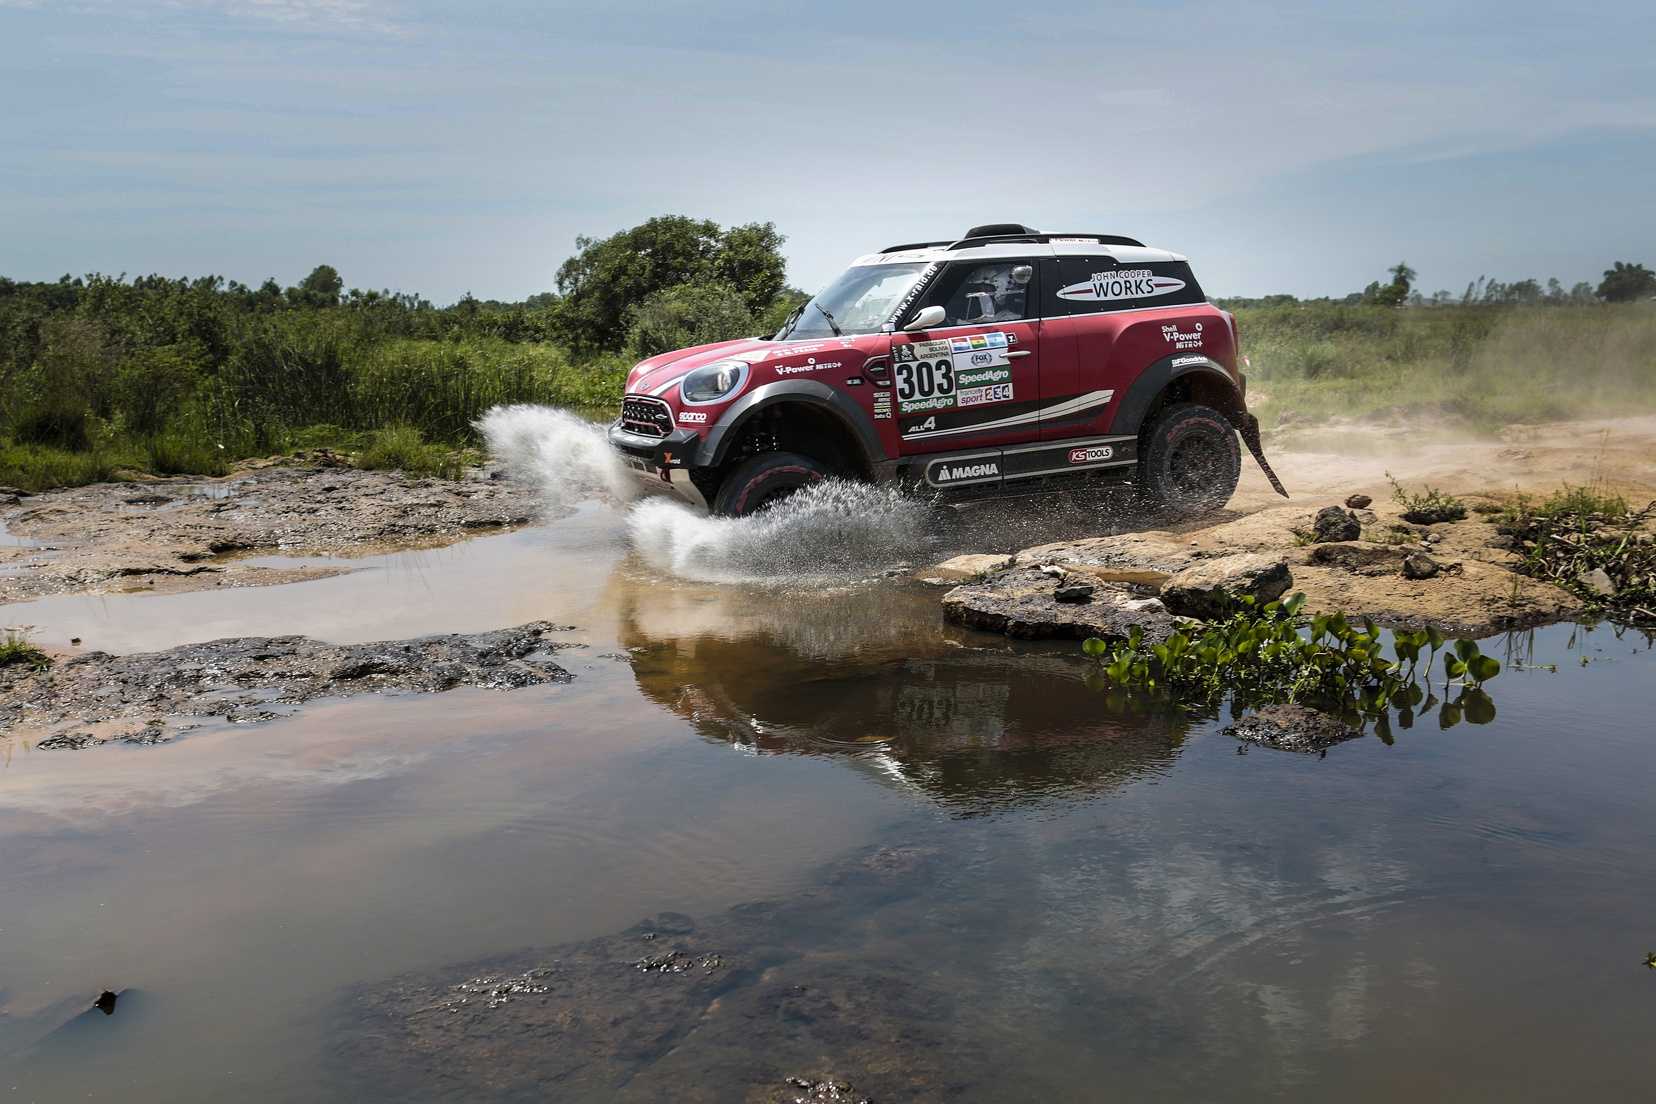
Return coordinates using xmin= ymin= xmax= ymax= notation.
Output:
xmin=937 ymin=493 xmax=1598 ymax=641
xmin=333 ymin=844 xmax=981 ymax=1103
xmin=1 ymin=622 xmax=574 ymax=748
xmin=0 ymin=457 xmax=538 ymax=605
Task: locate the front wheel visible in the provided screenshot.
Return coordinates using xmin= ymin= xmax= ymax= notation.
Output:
xmin=710 ymin=452 xmax=831 ymax=517
xmin=1136 ymin=403 xmax=1241 ymax=517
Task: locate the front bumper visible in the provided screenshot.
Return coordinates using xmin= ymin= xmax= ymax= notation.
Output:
xmin=607 ymin=423 xmax=709 ymax=508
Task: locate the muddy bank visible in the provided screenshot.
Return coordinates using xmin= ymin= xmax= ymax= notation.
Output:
xmin=0 ymin=460 xmax=538 ymax=604
xmin=334 ymin=844 xmax=983 ymax=1103
xmin=944 ymin=491 xmax=1601 ymax=640
xmin=1 ymin=622 xmax=573 ymax=748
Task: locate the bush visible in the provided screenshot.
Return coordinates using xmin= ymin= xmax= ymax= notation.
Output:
xmin=625 ymin=282 xmax=756 ymax=358
xmin=355 ymin=425 xmax=461 ymax=480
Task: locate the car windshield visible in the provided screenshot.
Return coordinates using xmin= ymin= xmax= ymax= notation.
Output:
xmin=777 ymin=262 xmax=930 ymax=339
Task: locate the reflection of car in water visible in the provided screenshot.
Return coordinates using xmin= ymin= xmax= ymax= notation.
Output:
xmin=609 ymin=223 xmax=1287 ymax=518
xmin=611 ymin=577 xmax=1192 ymax=815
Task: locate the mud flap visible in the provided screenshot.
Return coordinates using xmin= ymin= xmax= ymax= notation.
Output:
xmin=1237 ymin=413 xmax=1289 ymax=498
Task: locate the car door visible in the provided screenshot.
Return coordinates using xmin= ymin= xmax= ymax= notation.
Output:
xmin=890 ymin=258 xmax=1042 ymax=460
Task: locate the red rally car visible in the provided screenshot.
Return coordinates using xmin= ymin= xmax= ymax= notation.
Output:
xmin=608 ymin=224 xmax=1286 ymax=516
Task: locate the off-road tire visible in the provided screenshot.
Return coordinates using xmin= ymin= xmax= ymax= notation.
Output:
xmin=710 ymin=451 xmax=831 ymax=517
xmin=1136 ymin=402 xmax=1241 ymax=517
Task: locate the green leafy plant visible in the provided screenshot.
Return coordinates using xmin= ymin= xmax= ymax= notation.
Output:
xmin=1081 ymin=595 xmax=1501 ymax=727
xmin=0 ymin=630 xmax=51 ymax=670
xmin=1499 ymin=488 xmax=1656 ymax=624
xmin=1387 ymin=472 xmax=1467 ymax=524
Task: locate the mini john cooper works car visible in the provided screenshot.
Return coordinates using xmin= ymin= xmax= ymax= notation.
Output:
xmin=608 ymin=224 xmax=1286 ymax=517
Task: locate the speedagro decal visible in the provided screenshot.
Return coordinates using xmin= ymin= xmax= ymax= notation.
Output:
xmin=1068 ymin=445 xmax=1114 ymax=464
xmin=677 ymin=410 xmax=708 ymax=424
xmin=1057 ymin=268 xmax=1186 ymax=302
xmin=1161 ymin=321 xmax=1204 ymax=350
xmin=894 ymin=332 xmax=1012 ymax=413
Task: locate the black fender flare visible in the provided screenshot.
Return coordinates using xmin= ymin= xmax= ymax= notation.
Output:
xmin=695 ymin=379 xmax=887 ymax=471
xmin=1108 ymin=354 xmax=1288 ymax=497
xmin=1106 ymin=354 xmax=1244 ymax=437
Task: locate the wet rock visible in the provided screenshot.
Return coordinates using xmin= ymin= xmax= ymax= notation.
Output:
xmin=1582 ymin=567 xmax=1616 ymax=597
xmin=941 ymin=567 xmax=1175 ymax=642
xmin=1 ymin=464 xmax=540 ymax=605
xmin=1312 ymin=507 xmax=1362 ymax=543
xmin=1226 ymin=704 xmax=1361 ymax=754
xmin=35 ymin=732 xmax=105 ymax=751
xmin=1344 ymin=494 xmax=1373 ymax=510
xmin=769 ymin=1078 xmax=870 ymax=1104
xmin=1158 ymin=553 xmax=1292 ymax=621
xmin=2 ymin=622 xmax=575 ymax=746
xmin=915 ymin=553 xmax=1011 ymax=585
xmin=1401 ymin=552 xmax=1442 ymax=580
xmin=93 ymin=991 xmax=119 ymax=1016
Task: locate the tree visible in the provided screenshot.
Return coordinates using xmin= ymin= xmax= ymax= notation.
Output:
xmin=552 ymin=216 xmax=787 ymax=353
xmin=1596 ymin=261 xmax=1656 ymax=303
xmin=288 ymin=264 xmax=343 ymax=308
xmin=1363 ymin=262 xmax=1415 ymax=306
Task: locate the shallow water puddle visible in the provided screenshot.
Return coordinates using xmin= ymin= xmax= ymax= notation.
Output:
xmin=3 ymin=497 xmax=1656 ymax=1101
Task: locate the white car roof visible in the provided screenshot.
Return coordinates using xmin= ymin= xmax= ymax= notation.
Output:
xmin=851 ymin=239 xmax=1187 ymax=267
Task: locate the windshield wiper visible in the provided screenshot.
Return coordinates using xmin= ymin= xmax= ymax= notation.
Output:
xmin=811 ymin=301 xmax=844 ymax=337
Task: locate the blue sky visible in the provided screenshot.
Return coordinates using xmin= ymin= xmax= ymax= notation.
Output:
xmin=3 ymin=0 xmax=1653 ymax=302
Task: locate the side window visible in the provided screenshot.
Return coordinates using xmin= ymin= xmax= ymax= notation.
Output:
xmin=921 ymin=261 xmax=1036 ymax=327
xmin=1045 ymin=257 xmax=1206 ymax=316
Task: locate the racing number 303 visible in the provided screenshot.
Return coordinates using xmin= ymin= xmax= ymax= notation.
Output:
xmin=894 ymin=358 xmax=954 ymax=402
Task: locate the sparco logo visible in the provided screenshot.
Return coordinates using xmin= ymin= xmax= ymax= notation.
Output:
xmin=1068 ymin=445 xmax=1113 ymax=464
xmin=1057 ymin=268 xmax=1187 ymax=302
xmin=677 ymin=410 xmax=707 ymax=424
xmin=933 ymin=461 xmax=999 ymax=482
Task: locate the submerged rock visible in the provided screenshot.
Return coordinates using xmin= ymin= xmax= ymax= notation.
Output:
xmin=3 ymin=622 xmax=575 ymax=746
xmin=1226 ymin=704 xmax=1362 ymax=754
xmin=1158 ymin=554 xmax=1292 ymax=621
xmin=941 ymin=567 xmax=1175 ymax=642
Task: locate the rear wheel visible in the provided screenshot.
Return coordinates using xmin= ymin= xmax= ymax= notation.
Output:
xmin=710 ymin=451 xmax=831 ymax=517
xmin=1137 ymin=403 xmax=1241 ymax=517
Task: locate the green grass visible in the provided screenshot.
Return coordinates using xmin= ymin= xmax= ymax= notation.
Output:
xmin=0 ymin=439 xmax=147 ymax=491
xmin=1241 ymin=304 xmax=1656 ymax=430
xmin=355 ymin=425 xmax=465 ymax=480
xmin=1498 ymin=489 xmax=1655 ymax=623
xmin=0 ymin=630 xmax=51 ymax=670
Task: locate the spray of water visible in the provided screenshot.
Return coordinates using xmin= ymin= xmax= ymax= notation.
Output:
xmin=478 ymin=403 xmax=933 ymax=583
xmin=477 ymin=405 xmax=639 ymax=510
xmin=627 ymin=479 xmax=930 ymax=583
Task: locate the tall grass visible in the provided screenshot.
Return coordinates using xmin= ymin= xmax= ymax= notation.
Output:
xmin=1242 ymin=304 xmax=1656 ymax=429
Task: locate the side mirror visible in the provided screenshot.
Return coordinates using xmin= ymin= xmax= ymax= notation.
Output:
xmin=902 ymin=305 xmax=946 ymax=331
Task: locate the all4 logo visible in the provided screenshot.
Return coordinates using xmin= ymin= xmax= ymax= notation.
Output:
xmin=903 ymin=416 xmax=937 ymax=435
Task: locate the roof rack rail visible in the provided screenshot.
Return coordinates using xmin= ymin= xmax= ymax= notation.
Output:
xmin=947 ymin=231 xmax=1145 ymax=250
xmin=879 ymin=240 xmax=954 ymax=254
xmin=879 ymin=231 xmax=1147 ymax=254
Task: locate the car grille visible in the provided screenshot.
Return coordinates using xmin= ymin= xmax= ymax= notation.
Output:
xmin=620 ymin=396 xmax=674 ymax=438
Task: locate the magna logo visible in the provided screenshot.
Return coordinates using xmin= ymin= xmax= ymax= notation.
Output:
xmin=1057 ymin=268 xmax=1186 ymax=302
xmin=1068 ymin=445 xmax=1114 ymax=464
xmin=677 ymin=410 xmax=708 ymax=424
xmin=933 ymin=461 xmax=999 ymax=483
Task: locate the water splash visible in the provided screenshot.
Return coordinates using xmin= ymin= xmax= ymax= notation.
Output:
xmin=481 ymin=404 xmax=933 ymax=582
xmin=628 ymin=480 xmax=930 ymax=583
xmin=477 ymin=405 xmax=639 ymax=510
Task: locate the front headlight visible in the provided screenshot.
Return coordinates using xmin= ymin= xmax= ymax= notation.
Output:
xmin=680 ymin=359 xmax=748 ymax=405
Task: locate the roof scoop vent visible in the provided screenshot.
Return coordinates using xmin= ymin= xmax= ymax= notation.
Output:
xmin=963 ymin=223 xmax=1038 ymax=238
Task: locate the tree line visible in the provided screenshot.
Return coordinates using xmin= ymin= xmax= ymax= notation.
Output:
xmin=1218 ymin=260 xmax=1656 ymax=310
